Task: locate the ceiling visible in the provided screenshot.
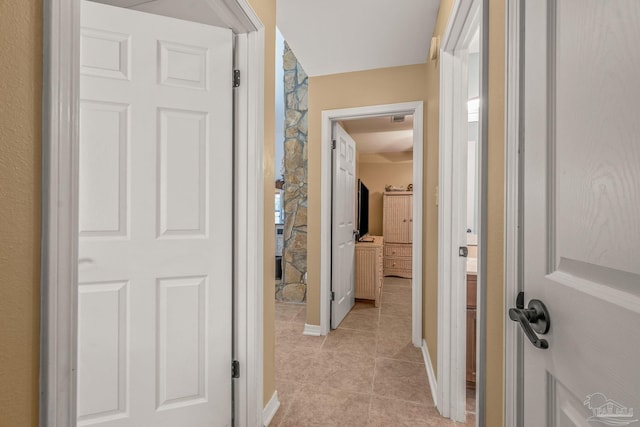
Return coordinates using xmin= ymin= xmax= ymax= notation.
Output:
xmin=342 ymin=115 xmax=413 ymax=154
xmin=92 ymin=0 xmax=441 ymax=77
xmin=277 ymin=0 xmax=440 ymax=76
xmin=90 ymin=0 xmax=229 ymax=28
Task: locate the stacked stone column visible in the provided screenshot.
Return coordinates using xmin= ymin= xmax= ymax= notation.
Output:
xmin=277 ymin=42 xmax=308 ymax=302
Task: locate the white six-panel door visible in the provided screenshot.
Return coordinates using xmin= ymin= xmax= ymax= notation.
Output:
xmin=78 ymin=2 xmax=232 ymax=425
xmin=331 ymin=123 xmax=356 ymax=329
xmin=521 ymin=1 xmax=640 ymax=425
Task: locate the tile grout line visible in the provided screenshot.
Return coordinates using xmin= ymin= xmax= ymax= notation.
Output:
xmin=367 ymin=356 xmax=378 ymax=426
xmin=367 ymin=291 xmax=382 ymax=425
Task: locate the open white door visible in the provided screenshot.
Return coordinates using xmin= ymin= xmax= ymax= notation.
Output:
xmin=518 ymin=1 xmax=640 ymax=425
xmin=331 ymin=123 xmax=356 ymax=329
xmin=78 ymin=2 xmax=232 ymax=425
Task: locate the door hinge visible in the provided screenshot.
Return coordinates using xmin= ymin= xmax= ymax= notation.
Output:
xmin=459 ymin=246 xmax=468 ymax=257
xmin=233 ymin=69 xmax=240 ymax=88
xmin=331 ymin=139 xmax=336 ymax=150
xmin=331 ymin=291 xmax=335 ymax=301
xmin=232 ymin=360 xmax=240 ymax=378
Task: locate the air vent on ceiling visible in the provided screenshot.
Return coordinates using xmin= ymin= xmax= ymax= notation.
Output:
xmin=391 ymin=115 xmax=405 ymax=123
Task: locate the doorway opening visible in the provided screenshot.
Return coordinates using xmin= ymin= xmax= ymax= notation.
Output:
xmin=333 ymin=114 xmax=415 ymax=329
xmin=320 ymin=102 xmax=424 ymax=345
xmin=437 ymin=0 xmax=486 ymax=424
xmin=41 ymin=0 xmax=265 ymax=425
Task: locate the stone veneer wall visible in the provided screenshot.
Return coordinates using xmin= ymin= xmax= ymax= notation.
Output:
xmin=277 ymin=42 xmax=308 ymax=302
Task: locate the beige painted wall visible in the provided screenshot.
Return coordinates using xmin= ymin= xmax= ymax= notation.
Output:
xmin=0 ymin=1 xmax=42 ymax=426
xmin=357 ymin=160 xmax=413 ymax=236
xmin=485 ymin=0 xmax=506 ymax=425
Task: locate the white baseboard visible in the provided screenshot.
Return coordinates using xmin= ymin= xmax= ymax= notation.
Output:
xmin=263 ymin=390 xmax=280 ymax=427
xmin=303 ymin=323 xmax=321 ymax=336
xmin=422 ymin=339 xmax=438 ymax=407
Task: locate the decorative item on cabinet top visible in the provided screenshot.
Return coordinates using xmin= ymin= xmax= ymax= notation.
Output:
xmin=385 ymin=184 xmax=412 ymax=192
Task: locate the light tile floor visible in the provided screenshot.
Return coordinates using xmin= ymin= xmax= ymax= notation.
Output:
xmin=272 ymin=276 xmax=476 ymax=426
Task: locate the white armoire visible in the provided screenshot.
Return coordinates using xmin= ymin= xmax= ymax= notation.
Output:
xmin=382 ymin=191 xmax=412 ymax=278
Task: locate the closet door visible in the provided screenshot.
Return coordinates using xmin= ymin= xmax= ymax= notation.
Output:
xmin=78 ymin=2 xmax=233 ymax=425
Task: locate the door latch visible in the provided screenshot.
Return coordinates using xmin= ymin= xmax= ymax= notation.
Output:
xmin=508 ymin=292 xmax=551 ymax=349
xmin=459 ymin=246 xmax=468 ymax=257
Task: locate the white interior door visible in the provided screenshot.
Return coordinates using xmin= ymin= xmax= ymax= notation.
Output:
xmin=78 ymin=2 xmax=232 ymax=425
xmin=520 ymin=1 xmax=640 ymax=425
xmin=331 ymin=123 xmax=356 ymax=329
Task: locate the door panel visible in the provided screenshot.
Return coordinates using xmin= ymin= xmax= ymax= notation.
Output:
xmin=79 ymin=2 xmax=233 ymax=426
xmin=522 ymin=1 xmax=640 ymax=426
xmin=157 ymin=108 xmax=208 ymax=236
xmin=78 ymin=101 xmax=129 ymax=237
xmin=548 ymin=376 xmax=592 ymax=427
xmin=156 ymin=276 xmax=207 ymax=408
xmin=77 ymin=281 xmax=128 ymax=423
xmin=331 ymin=124 xmax=356 ymax=328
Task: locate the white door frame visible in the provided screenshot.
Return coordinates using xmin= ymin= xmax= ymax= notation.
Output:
xmin=320 ymin=101 xmax=424 ymax=348
xmin=437 ymin=0 xmax=487 ymax=423
xmin=504 ymin=0 xmax=523 ymax=425
xmin=40 ymin=1 xmax=265 ymax=426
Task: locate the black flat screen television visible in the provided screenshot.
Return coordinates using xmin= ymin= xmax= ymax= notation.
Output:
xmin=357 ymin=179 xmax=369 ymax=240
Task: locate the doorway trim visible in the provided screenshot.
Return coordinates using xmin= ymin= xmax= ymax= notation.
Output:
xmin=319 ymin=101 xmax=424 ymax=347
xmin=40 ymin=1 xmax=265 ymax=425
xmin=437 ymin=0 xmax=487 ymax=423
xmin=504 ymin=0 xmax=523 ymax=425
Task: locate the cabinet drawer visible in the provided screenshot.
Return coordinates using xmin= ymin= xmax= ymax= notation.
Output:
xmin=384 ymin=244 xmax=412 ymax=258
xmin=384 ymin=257 xmax=412 ymax=270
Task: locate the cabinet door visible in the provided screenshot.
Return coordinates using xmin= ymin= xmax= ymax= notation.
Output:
xmin=466 ymin=308 xmax=477 ymax=387
xmin=383 ymin=195 xmax=404 ymax=243
xmin=384 ymin=195 xmax=412 ymax=243
xmin=405 ymin=195 xmax=413 ymax=243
